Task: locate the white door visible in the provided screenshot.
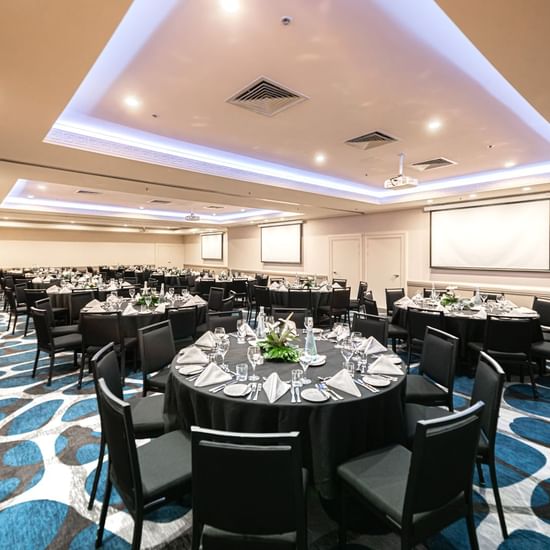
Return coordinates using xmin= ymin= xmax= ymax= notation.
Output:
xmin=328 ymin=235 xmax=362 ymax=296
xmin=364 ymin=233 xmax=406 ymax=311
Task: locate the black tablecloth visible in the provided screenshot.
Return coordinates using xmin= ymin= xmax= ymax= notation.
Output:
xmin=164 ymin=338 xmax=406 ymax=499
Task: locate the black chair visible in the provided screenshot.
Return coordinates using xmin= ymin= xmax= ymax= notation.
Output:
xmin=95 ymin=378 xmax=192 ymax=550
xmin=271 ymin=307 xmax=307 ymax=329
xmin=69 ymin=290 xmax=95 ymax=323
xmin=468 ymin=315 xmax=538 ymax=399
xmin=87 ymin=343 xmax=166 ymax=510
xmin=138 ymin=320 xmax=176 ymax=396
xmin=385 ymin=287 xmax=405 ymax=315
xmin=288 ymin=289 xmax=311 ymax=311
xmin=229 ymin=278 xmax=248 ymax=308
xmin=423 ymin=287 xmax=447 ymax=298
xmin=167 ymin=306 xmax=197 ymax=349
xmin=191 ymin=427 xmax=307 ymax=550
xmin=405 ymin=351 xmax=508 ymax=539
xmin=405 ymin=326 xmax=458 ymax=411
xmin=532 ymin=296 xmax=550 ymax=342
xmin=35 ymin=297 xmax=79 ymax=336
xmin=351 ymin=313 xmax=387 ymax=344
xmin=406 ymin=306 xmax=445 ymax=365
xmin=350 ymin=281 xmax=369 ymax=312
xmin=332 ymin=278 xmax=347 ymax=287
xmin=24 ymin=288 xmax=68 ymax=336
xmin=207 ymin=310 xmax=243 ymax=333
xmin=30 ymin=307 xmax=82 ymax=386
xmin=221 ymin=295 xmax=235 ymax=311
xmin=338 ymin=401 xmax=484 ymax=550
xmin=208 ymin=286 xmax=226 ymax=311
xmin=252 ymin=286 xmax=272 ymax=322
xmin=363 ymin=297 xmax=379 ymax=316
xmin=5 ymin=287 xmax=27 ymax=334
xmin=196 ymin=279 xmax=216 ymax=300
xmin=322 ymin=287 xmax=351 ymax=326
xmin=80 ymin=311 xmax=137 ymax=389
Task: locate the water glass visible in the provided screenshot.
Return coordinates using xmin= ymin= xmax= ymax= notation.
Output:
xmin=236 ymin=319 xmax=246 ymax=343
xmin=214 ymin=327 xmax=226 ymax=342
xmin=236 ymin=362 xmax=248 ymax=381
xmin=128 ymin=288 xmax=135 ymax=300
xmin=341 ymin=339 xmax=354 ymax=373
xmin=247 ymin=345 xmax=261 ymax=382
xmin=304 ymin=316 xmax=314 ymax=331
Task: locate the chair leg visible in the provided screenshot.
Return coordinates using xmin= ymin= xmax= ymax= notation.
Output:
xmin=120 ymin=349 xmax=126 ymax=385
xmin=338 ymin=485 xmax=348 ymax=549
xmin=47 ymin=353 xmax=55 ymax=386
xmin=95 ymin=473 xmax=112 ymax=548
xmin=88 ymin=433 xmax=106 ymax=510
xmin=12 ymin=312 xmax=17 ymax=334
xmin=527 ymin=361 xmax=538 ymax=399
xmin=24 ymin=314 xmax=30 ymax=336
xmin=32 ymin=348 xmax=40 ymax=378
xmin=476 ymin=461 xmax=485 ymax=486
xmin=131 ymin=508 xmax=143 ymax=550
xmin=78 ymin=354 xmax=86 ymax=390
xmin=7 ymin=311 xmax=12 ymax=331
xmin=465 ymin=493 xmax=479 ymax=550
xmin=488 ymin=455 xmax=508 ymax=539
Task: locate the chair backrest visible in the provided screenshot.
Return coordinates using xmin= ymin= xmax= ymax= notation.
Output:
xmin=230 ymin=278 xmax=248 ymax=294
xmin=35 ymin=297 xmax=55 ymax=326
xmin=196 ymin=279 xmax=215 ymax=297
xmin=288 ymin=289 xmax=311 ymax=309
xmin=167 ymin=306 xmax=197 ymax=341
xmin=363 ymin=298 xmax=379 ymax=316
xmin=271 ymin=307 xmax=307 ymax=328
xmin=30 ymin=306 xmax=53 ymax=349
xmin=484 ymin=315 xmax=532 ymax=355
xmin=356 ymin=281 xmax=369 ymax=302
xmin=96 ymin=378 xmax=142 ymax=513
xmin=532 ymin=296 xmax=550 ymax=327
xmin=407 ymin=307 xmax=445 ymax=342
xmin=15 ymin=283 xmax=27 ymax=305
xmin=331 ymin=287 xmax=351 ymax=309
xmin=423 ymin=288 xmax=447 ymax=298
xmin=23 ymin=288 xmax=47 ymax=309
xmin=254 ymin=286 xmax=271 ymax=308
xmin=208 ymin=287 xmax=225 ymax=311
xmin=138 ymin=320 xmax=176 ymax=375
xmin=471 ymin=352 xmax=505 ymax=453
xmin=80 ymin=312 xmax=123 ymax=350
xmin=4 ymin=287 xmax=17 ymax=312
xmin=403 ymin=401 xmax=484 ymax=520
xmin=332 ymin=278 xmax=347 ymax=287
xmin=419 ymin=327 xmax=459 ymax=390
xmin=221 ymin=296 xmax=235 ymax=311
xmin=91 ymin=342 xmax=123 ymax=400
xmin=191 ymin=427 xmax=305 ymax=541
xmin=385 ymin=288 xmax=405 ymax=315
xmin=351 ymin=313 xmax=387 ymax=343
xmin=70 ymin=290 xmax=95 ymax=323
xmin=207 ymin=310 xmax=243 ymax=333
xmin=478 ymin=291 xmax=503 ymax=302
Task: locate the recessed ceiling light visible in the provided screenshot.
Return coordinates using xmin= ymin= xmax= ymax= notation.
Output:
xmin=212 ymin=213 xmax=217 ymax=216
xmin=523 ymin=186 xmax=532 ymax=192
xmin=124 ymin=95 xmax=141 ymax=108
xmin=314 ymin=152 xmax=326 ymax=165
xmin=124 ymin=224 xmax=128 ymax=227
xmin=504 ymin=160 xmax=516 ymax=168
xmin=139 ymin=206 xmax=144 ymax=210
xmin=427 ymin=119 xmax=442 ymax=131
xmin=70 ymin=221 xmax=75 ymax=224
xmin=240 ymin=208 xmax=246 ymax=212
xmin=427 ymin=199 xmax=434 ymax=204
xmin=219 ymin=0 xmax=239 ymax=13
xmin=469 ymin=193 xmax=477 ymax=198
xmin=27 ymin=194 xmax=34 ymax=199
xmin=37 ymin=184 xmax=47 ymax=191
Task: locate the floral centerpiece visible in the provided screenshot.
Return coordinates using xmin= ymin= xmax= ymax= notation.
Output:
xmin=258 ymin=314 xmax=300 ymax=363
xmin=440 ymin=286 xmax=459 ymax=307
xmin=302 ymin=276 xmax=315 ymax=288
xmin=136 ymin=294 xmax=159 ymax=307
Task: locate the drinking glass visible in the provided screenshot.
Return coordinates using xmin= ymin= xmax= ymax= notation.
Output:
xmin=216 ymin=338 xmax=230 ymax=370
xmin=291 ymin=369 xmax=303 ymax=388
xmin=341 ymin=339 xmax=355 ymax=373
xmin=236 ymin=319 xmax=246 ymax=343
xmin=247 ymin=345 xmax=261 ymax=382
xmin=265 ymin=315 xmax=275 ymax=327
xmin=129 ymin=288 xmax=135 ymax=300
xmin=299 ymin=351 xmax=313 ymax=384
xmin=144 ymin=294 xmax=152 ymax=309
xmin=236 ymin=363 xmax=248 ymax=382
xmin=214 ymin=327 xmax=226 ymax=342
xmin=304 ymin=316 xmax=314 ymax=332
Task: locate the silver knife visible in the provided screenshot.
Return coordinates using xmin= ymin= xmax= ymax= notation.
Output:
xmin=247 ymin=383 xmax=257 ymax=400
xmin=253 ymin=383 xmax=262 ymax=401
xmin=291 ymin=385 xmax=297 ymax=403
xmin=354 ymin=378 xmax=379 ymax=393
xmin=316 ymin=384 xmax=333 ymax=401
xmin=296 ymin=386 xmax=301 ymax=403
xmin=320 ymin=383 xmax=344 ymax=400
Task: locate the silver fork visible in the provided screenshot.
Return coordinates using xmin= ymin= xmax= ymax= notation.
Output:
xmin=319 ymin=382 xmax=343 ymax=400
xmin=354 ymin=378 xmax=379 ymax=393
xmin=253 ymin=383 xmax=262 ymax=401
xmin=291 ymin=385 xmax=297 ymax=403
xmin=316 ymin=383 xmax=333 ymax=400
xmin=247 ymin=383 xmax=257 ymax=400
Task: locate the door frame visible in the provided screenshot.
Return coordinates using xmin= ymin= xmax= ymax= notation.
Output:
xmin=328 ymin=233 xmax=364 ymax=286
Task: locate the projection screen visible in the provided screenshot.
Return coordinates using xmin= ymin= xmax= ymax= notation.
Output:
xmin=261 ymin=223 xmax=302 ymax=263
xmin=430 ymin=200 xmax=550 ymax=271
xmin=201 ymin=233 xmax=223 ymax=260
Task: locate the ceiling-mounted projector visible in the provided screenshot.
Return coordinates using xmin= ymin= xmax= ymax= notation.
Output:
xmin=384 ymin=152 xmax=418 ymax=190
xmin=184 ymin=213 xmax=200 ymax=221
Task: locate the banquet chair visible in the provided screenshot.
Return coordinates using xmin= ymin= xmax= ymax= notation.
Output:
xmin=318 ymin=287 xmax=351 ymax=326
xmin=221 ymin=295 xmax=235 ymax=311
xmin=5 ymin=287 xmax=27 ymax=334
xmin=138 ymin=320 xmax=176 ymax=396
xmin=229 ymin=278 xmax=248 ymax=308
xmin=271 ymin=307 xmax=307 ymax=329
xmin=423 ymin=287 xmax=447 ymax=298
xmin=207 ymin=310 xmax=243 ymax=333
xmin=80 ymin=311 xmax=137 ymax=389
xmin=196 ymin=279 xmax=215 ymax=300
xmin=208 ymin=286 xmax=226 ymax=311
xmin=350 ymin=281 xmax=369 ymax=312
xmin=123 ymin=276 xmax=138 ymax=285
xmin=191 ymin=427 xmax=307 ymax=550
xmin=385 ymin=287 xmax=405 ymax=315
xmin=288 ymin=288 xmax=312 ymax=310
xmin=87 ymin=343 xmax=166 ymax=510
xmin=405 ymin=327 xmax=458 ymax=411
xmin=351 ymin=313 xmax=387 ymax=343
xmin=167 ymin=306 xmax=197 ymax=350
xmin=35 ymin=297 xmax=79 ymax=336
xmin=405 ymin=352 xmax=508 ymax=539
xmin=385 ymin=288 xmax=408 ymax=352
xmin=24 ymin=288 xmax=69 ymax=335
xmin=406 ymin=306 xmax=445 ymax=365
xmin=95 ymin=378 xmax=192 ymax=550
xmin=468 ymin=315 xmax=537 ymax=399
xmin=30 ymin=307 xmax=82 ymax=386
xmin=337 ymin=401 xmax=484 ymax=550
xmin=252 ymin=285 xmax=272 ymax=322
xmin=532 ymin=296 xmax=550 ymax=342
xmin=332 ymin=278 xmax=347 ymax=287
xmin=363 ymin=297 xmax=379 ymax=316
xmin=69 ymin=290 xmax=95 ymax=323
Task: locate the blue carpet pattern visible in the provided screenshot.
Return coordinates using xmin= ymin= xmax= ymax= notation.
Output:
xmin=0 ymin=313 xmax=549 ymax=548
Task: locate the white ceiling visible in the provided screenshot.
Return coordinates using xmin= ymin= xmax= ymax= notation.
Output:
xmin=1 ymin=0 xmax=549 ymax=230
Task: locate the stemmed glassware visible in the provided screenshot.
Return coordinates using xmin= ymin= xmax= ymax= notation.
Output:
xmin=214 ymin=327 xmax=226 ymax=342
xmin=340 ymin=338 xmax=355 ymax=374
xmin=144 ymin=294 xmax=152 ymax=309
xmin=216 ymin=338 xmax=230 ymax=370
xmin=299 ymin=350 xmax=313 ymax=384
xmin=304 ymin=316 xmax=314 ymax=332
xmin=236 ymin=319 xmax=246 ymax=343
xmin=247 ymin=345 xmax=261 ymax=382
xmin=129 ymin=288 xmax=135 ymax=301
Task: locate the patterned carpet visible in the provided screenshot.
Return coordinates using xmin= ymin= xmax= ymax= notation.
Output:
xmin=0 ymin=311 xmax=549 ymax=549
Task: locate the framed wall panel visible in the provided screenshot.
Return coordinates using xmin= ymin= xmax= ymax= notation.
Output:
xmin=261 ymin=223 xmax=302 ymax=264
xmin=201 ymin=233 xmax=224 ymax=261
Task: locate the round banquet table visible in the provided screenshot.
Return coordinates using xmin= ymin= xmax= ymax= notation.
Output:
xmin=164 ymin=337 xmax=406 ymax=499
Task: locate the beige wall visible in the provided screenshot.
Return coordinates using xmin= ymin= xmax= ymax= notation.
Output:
xmin=0 ymin=228 xmax=185 ymax=267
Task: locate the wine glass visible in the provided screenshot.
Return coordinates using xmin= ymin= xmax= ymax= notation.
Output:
xmin=129 ymin=288 xmax=135 ymax=300
xmin=350 ymin=331 xmax=363 ymax=356
xmin=144 ymin=294 xmax=152 ymax=309
xmin=341 ymin=339 xmax=355 ymax=374
xmin=236 ymin=319 xmax=246 ymax=343
xmin=304 ymin=316 xmax=314 ymax=332
xmin=299 ymin=350 xmax=313 ymax=384
xmin=247 ymin=345 xmax=261 ymax=382
xmin=214 ymin=327 xmax=226 ymax=342
xmin=216 ymin=338 xmax=230 ymax=370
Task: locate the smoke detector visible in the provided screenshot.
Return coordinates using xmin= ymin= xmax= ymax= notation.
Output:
xmin=384 ymin=153 xmax=418 ymax=190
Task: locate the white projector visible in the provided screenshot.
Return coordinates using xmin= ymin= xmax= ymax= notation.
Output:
xmin=383 ymin=175 xmax=419 ymax=190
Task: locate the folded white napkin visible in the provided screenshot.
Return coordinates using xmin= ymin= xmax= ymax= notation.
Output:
xmin=177 ymin=345 xmax=209 ymax=365
xmin=87 ymin=305 xmax=105 ymax=313
xmin=32 ymin=277 xmax=42 ymax=283
xmin=269 ymin=282 xmax=280 ymax=290
xmin=44 ymin=276 xmax=52 ymax=282
xmin=106 ymin=283 xmax=117 ymax=290
xmin=359 ymin=336 xmax=387 ymax=354
xmin=473 ymin=309 xmax=487 ymax=320
xmin=59 ymin=286 xmax=72 ymax=294
xmin=279 ymin=284 xmax=288 ymax=291
xmin=86 ymin=299 xmax=101 ymax=308
xmin=154 ymin=303 xmax=166 ymax=314
xmin=190 ymin=295 xmax=207 ymax=305
xmin=368 ymin=356 xmax=404 ymax=375
xmin=241 ymin=323 xmax=256 ymax=337
xmin=194 ymin=363 xmax=232 ymax=387
xmin=122 ymin=304 xmax=138 ymax=316
xmin=46 ymin=285 xmax=60 ymax=294
xmin=326 ymin=369 xmax=361 ymax=397
xmin=394 ymin=296 xmax=413 ymax=307
xmin=122 ymin=281 xmax=132 ymax=287
xmin=332 ymin=282 xmax=343 ymax=288
xmin=195 ymin=331 xmax=217 ymax=348
xmin=263 ymin=372 xmax=290 ymax=403
xmin=512 ymin=306 xmax=536 ymax=316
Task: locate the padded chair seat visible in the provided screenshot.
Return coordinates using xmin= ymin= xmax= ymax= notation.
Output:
xmin=201 ymin=527 xmax=296 ymax=550
xmin=51 ymin=324 xmax=80 ymax=336
xmin=531 ymin=340 xmax=550 ymax=358
xmin=129 ymin=393 xmax=165 ymax=438
xmin=469 ymin=342 xmax=528 ymax=361
xmin=124 ymin=336 xmax=138 ymax=349
xmin=52 ymin=333 xmax=82 ymax=349
xmin=147 ymin=367 xmax=171 ymax=392
xmin=338 ymin=445 xmax=410 ymax=524
xmin=405 ymin=374 xmax=448 ymax=405
xmin=138 ymin=429 xmax=192 ymax=501
xmin=388 ymin=324 xmax=407 ymax=338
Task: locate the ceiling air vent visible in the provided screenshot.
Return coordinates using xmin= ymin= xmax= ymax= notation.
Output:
xmin=345 ymin=131 xmax=397 ymax=151
xmin=203 ymin=205 xmax=224 ymax=210
xmin=410 ymin=157 xmax=457 ymax=172
xmin=227 ymin=77 xmax=308 ymax=117
xmin=75 ymin=189 xmax=101 ymax=195
xmin=148 ymin=199 xmax=172 ymax=204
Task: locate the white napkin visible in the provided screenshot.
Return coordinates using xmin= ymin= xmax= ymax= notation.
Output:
xmin=154 ymin=303 xmax=166 ymax=314
xmin=59 ymin=286 xmax=72 ymax=294
xmin=177 ymin=345 xmax=209 ymax=365
xmin=195 ymin=331 xmax=217 ymax=348
xmin=394 ymin=296 xmax=413 ymax=307
xmin=332 ymin=282 xmax=343 ymax=288
xmin=122 ymin=303 xmax=138 ymax=315
xmin=326 ymin=369 xmax=361 ymax=397
xmin=86 ymin=299 xmax=101 ymax=308
xmin=263 ymin=372 xmax=290 ymax=403
xmin=359 ymin=336 xmax=387 ymax=354
xmin=32 ymin=277 xmax=42 ymax=283
xmin=122 ymin=281 xmax=132 ymax=287
xmin=472 ymin=308 xmax=487 ymax=320
xmin=190 ymin=295 xmax=207 ymax=305
xmin=368 ymin=356 xmax=404 ymax=375
xmin=87 ymin=305 xmax=105 ymax=313
xmin=46 ymin=285 xmax=60 ymax=294
xmin=194 ymin=363 xmax=232 ymax=387
xmin=511 ymin=306 xmax=536 ymax=316
xmin=269 ymin=282 xmax=280 ymax=290
xmin=279 ymin=284 xmax=288 ymax=291
xmin=240 ymin=323 xmax=256 ymax=337
xmin=106 ymin=283 xmax=117 ymax=290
